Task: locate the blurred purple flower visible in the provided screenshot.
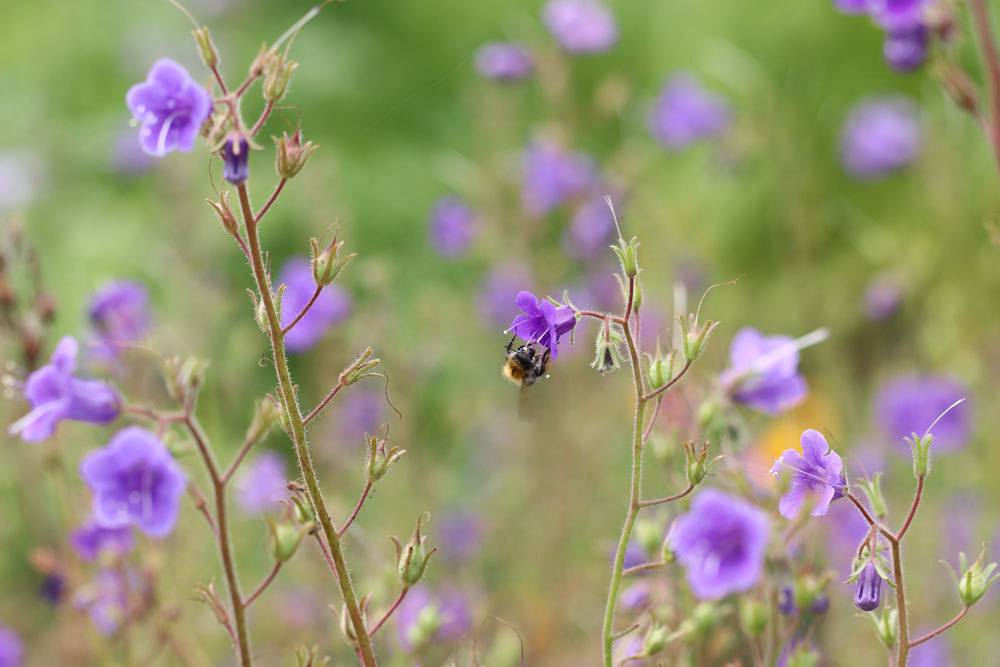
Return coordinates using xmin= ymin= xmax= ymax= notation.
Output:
xmin=834 ymin=0 xmax=869 ymax=14
xmin=88 ymin=280 xmax=151 ymax=360
xmin=564 ymin=194 xmax=617 ymax=260
xmin=39 ymin=574 xmax=65 ymax=606
xmin=613 ymin=636 xmax=644 ymax=664
xmin=672 ymin=489 xmax=770 ymax=599
xmin=221 ymin=135 xmax=250 ymax=185
xmin=854 ymin=562 xmax=882 ymax=611
xmin=8 ymin=337 xmax=121 ymax=442
xmin=508 ymin=291 xmax=577 ymax=359
xmin=74 ymin=569 xmax=132 ymax=635
xmin=863 ymin=276 xmax=903 ymax=321
xmin=429 ymin=196 xmax=477 ymax=258
xmin=909 ymin=634 xmax=954 ymax=667
xmin=80 ymin=427 xmax=186 ymax=538
xmin=109 ymin=130 xmax=156 ymax=174
xmin=278 ymin=257 xmax=351 ymax=354
xmin=649 ymin=74 xmax=731 ymax=150
xmin=875 ymin=374 xmax=971 ymax=452
xmin=235 ymin=451 xmax=289 ymax=515
xmin=0 ymin=625 xmax=22 ymax=667
xmin=337 ymin=389 xmax=384 ymax=442
xmin=619 ymin=540 xmax=647 ymax=570
xmin=720 ymin=327 xmax=807 ymax=415
xmin=840 ymin=97 xmax=921 ymax=180
xmin=542 ymin=0 xmax=617 ymax=53
xmin=619 ymin=582 xmax=651 ymax=610
xmin=437 ymin=511 xmax=484 ymax=561
xmin=478 ymin=263 xmax=534 ymax=329
xmin=522 ymin=141 xmax=598 ymax=216
xmin=771 ymin=429 xmax=845 ymax=519
xmin=126 ymin=58 xmax=211 ymax=157
xmin=778 ymin=586 xmax=796 ymax=615
xmin=395 ymin=586 xmax=472 ymax=651
xmin=71 ymin=521 xmax=134 ymax=562
xmin=475 ymin=43 xmax=534 ymax=81
xmin=884 ymin=26 xmax=928 ymax=72
xmin=869 ymin=0 xmax=927 ymax=32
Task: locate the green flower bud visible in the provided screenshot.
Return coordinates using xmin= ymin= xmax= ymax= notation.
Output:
xmin=275 ymin=130 xmax=319 ymax=179
xmin=246 ymin=396 xmax=282 ymax=443
xmin=591 ymin=323 xmax=624 ymax=375
xmin=683 ymin=440 xmax=722 ymax=486
xmin=309 ymin=236 xmax=355 ymax=287
xmin=263 ymin=54 xmax=298 ymax=103
xmin=192 ymin=27 xmax=219 ymax=69
xmin=953 ymin=547 xmax=999 ymax=607
xmin=647 ymin=344 xmax=674 ymax=390
xmin=635 ymin=518 xmax=663 ymax=558
xmin=642 ymin=624 xmax=668 ymax=656
xmin=869 ymin=606 xmax=898 ymax=649
xmin=163 ymin=355 xmax=209 ymax=404
xmin=294 ymin=645 xmax=328 ymax=667
xmin=739 ymin=598 xmax=768 ymax=638
xmin=366 ymin=435 xmax=405 ymax=482
xmin=611 ymin=236 xmax=640 ymax=279
xmin=908 ymin=432 xmax=933 ymax=479
xmin=786 ymin=645 xmax=821 ymax=667
xmin=205 ymin=191 xmax=238 ymax=237
xmin=267 ymin=518 xmax=308 ymax=562
xmin=857 ymin=473 xmax=888 ymax=519
xmin=392 ymin=513 xmax=437 ymax=586
xmin=339 ymin=347 xmax=382 ymax=387
xmin=678 ymin=314 xmax=719 ymax=364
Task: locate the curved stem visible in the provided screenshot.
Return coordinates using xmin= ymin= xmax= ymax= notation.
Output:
xmin=908 ymin=606 xmax=968 ymax=648
xmin=339 ymin=481 xmax=373 ymax=537
xmin=638 ymin=483 xmax=694 ymax=508
xmin=303 ymin=378 xmax=348 ymax=425
xmin=281 ymin=285 xmax=323 ymax=335
xmin=244 ymin=560 xmax=283 ymax=608
xmin=895 ymin=475 xmax=924 ymax=541
xmin=369 ymin=586 xmax=409 ymax=636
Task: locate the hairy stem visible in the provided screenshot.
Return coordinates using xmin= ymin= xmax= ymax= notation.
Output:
xmin=970 ymin=0 xmax=1000 ymax=172
xmin=908 ymin=606 xmax=968 ymax=648
xmin=890 ymin=539 xmax=910 ymax=666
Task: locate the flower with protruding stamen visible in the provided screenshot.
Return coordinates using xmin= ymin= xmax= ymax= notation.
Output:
xmin=771 ymin=429 xmax=846 ymax=519
xmin=508 ymin=291 xmax=576 ymax=359
xmin=126 ymin=59 xmax=211 ymax=157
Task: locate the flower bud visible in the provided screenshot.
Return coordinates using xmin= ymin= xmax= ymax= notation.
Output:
xmin=646 ymin=344 xmax=674 ymax=390
xmin=611 ymin=235 xmax=640 ymax=279
xmin=339 ymin=347 xmax=382 ymax=387
xmin=267 ymin=517 xmax=308 ymax=562
xmin=908 ymin=432 xmax=933 ymax=478
xmin=642 ymin=624 xmax=668 ymax=656
xmin=248 ymin=44 xmax=273 ymax=79
xmin=192 ymin=27 xmax=219 ymax=69
xmin=289 ymin=491 xmax=316 ymax=525
xmin=275 ymin=130 xmax=319 ymax=179
xmin=854 ymin=562 xmax=882 ymax=612
xmin=785 ymin=645 xmax=821 ymax=667
xmin=246 ymin=397 xmax=282 ymax=443
xmin=954 ymin=547 xmax=999 ymax=607
xmin=590 ymin=323 xmax=623 ymax=375
xmin=683 ymin=440 xmax=722 ymax=486
xmin=206 ymin=192 xmax=238 ymax=237
xmin=366 ymin=435 xmax=405 ymax=482
xmin=857 ymin=473 xmax=888 ymax=519
xmin=867 ymin=606 xmax=898 ymax=649
xmin=678 ymin=313 xmax=719 ymax=363
xmin=739 ymin=598 xmax=768 ymax=637
xmin=263 ymin=54 xmax=298 ymax=103
xmin=391 ymin=513 xmax=437 ymax=586
xmin=294 ymin=645 xmax=326 ymax=667
xmin=221 ymin=134 xmax=250 ymax=185
xmin=164 ymin=355 xmax=208 ymax=404
xmin=309 ymin=237 xmax=355 ymax=287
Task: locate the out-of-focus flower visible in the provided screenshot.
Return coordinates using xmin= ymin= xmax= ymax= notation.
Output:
xmin=0 ymin=625 xmax=22 ymax=667
xmin=508 ymin=291 xmax=576 ymax=358
xmin=649 ymin=74 xmax=730 ymax=150
xmin=777 ymin=638 xmax=820 ymax=667
xmin=613 ymin=636 xmax=645 ymax=665
xmin=771 ymin=429 xmax=845 ymax=519
xmin=564 ymin=193 xmax=618 ymax=260
xmin=619 ymin=540 xmax=647 ymax=570
xmin=720 ymin=327 xmax=808 ymax=415
xmin=840 ymin=97 xmax=921 ymax=180
xmin=522 ymin=141 xmax=598 ymax=216
xmin=474 ymin=43 xmax=534 ymax=81
xmin=333 ymin=389 xmax=385 ymax=445
xmin=278 ymin=257 xmax=351 ymax=354
xmin=109 ymin=130 xmax=157 ymax=175
xmin=437 ymin=510 xmax=483 ymax=561
xmin=909 ymin=634 xmax=954 ymax=667
xmin=88 ymin=280 xmax=151 ymax=360
xmin=428 ymin=196 xmax=477 ymax=258
xmin=9 ymin=337 xmax=121 ymax=442
xmin=672 ymin=489 xmax=770 ymax=599
xmin=235 ymin=451 xmax=289 ymax=515
xmin=854 ymin=562 xmax=882 ymax=611
xmin=70 ymin=521 xmax=134 ymax=562
xmin=620 ymin=582 xmax=652 ymax=610
xmin=834 ymin=0 xmax=868 ymax=14
xmin=863 ymin=276 xmax=903 ymax=321
xmin=74 ymin=569 xmax=135 ymax=635
xmin=778 ymin=586 xmax=796 ymax=615
xmin=126 ymin=58 xmax=211 ymax=157
xmin=869 ymin=0 xmax=927 ymax=32
xmin=542 ymin=0 xmax=617 ymax=53
xmin=883 ymin=26 xmax=928 ymax=72
xmin=478 ymin=263 xmax=534 ymax=329
xmin=874 ymin=374 xmax=971 ymax=452
xmin=395 ymin=586 xmax=472 ymax=651
xmin=80 ymin=427 xmax=186 ymax=538
xmin=39 ymin=574 xmax=65 ymax=605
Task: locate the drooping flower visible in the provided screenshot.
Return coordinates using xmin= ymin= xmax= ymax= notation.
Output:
xmin=478 ymin=263 xmax=534 ymax=328
xmin=428 ymin=196 xmax=477 ymax=258
xmin=854 ymin=562 xmax=882 ymax=611
xmin=521 ymin=141 xmax=598 ymax=216
xmin=863 ymin=276 xmax=903 ymax=321
xmin=542 ymin=0 xmax=617 ymax=53
xmin=0 ymin=625 xmax=22 ymax=667
xmin=221 ymin=134 xmax=250 ymax=184
xmin=649 ymin=74 xmax=731 ymax=150
xmin=395 ymin=586 xmax=472 ymax=651
xmin=874 ymin=374 xmax=971 ymax=452
xmin=869 ymin=0 xmax=927 ymax=32
xmin=883 ymin=26 xmax=928 ymax=72
xmin=771 ymin=429 xmax=845 ymax=519
xmin=840 ymin=97 xmax=921 ymax=180
xmin=278 ymin=257 xmax=352 ymax=354
xmin=508 ymin=291 xmax=576 ymax=358
xmin=235 ymin=451 xmax=289 ymax=515
xmin=80 ymin=427 xmax=187 ymax=538
xmin=88 ymin=280 xmax=151 ymax=360
xmin=126 ymin=58 xmax=212 ymax=157
xmin=474 ymin=43 xmax=534 ymax=81
xmin=564 ymin=193 xmax=618 ymax=260
xmin=672 ymin=489 xmax=771 ymax=599
xmin=71 ymin=521 xmax=135 ymax=562
xmin=720 ymin=327 xmax=808 ymax=415
xmin=9 ymin=337 xmax=121 ymax=442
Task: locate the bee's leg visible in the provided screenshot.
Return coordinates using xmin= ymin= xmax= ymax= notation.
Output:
xmin=506 ymin=335 xmax=517 ymax=353
xmin=541 ymin=347 xmax=550 ymax=366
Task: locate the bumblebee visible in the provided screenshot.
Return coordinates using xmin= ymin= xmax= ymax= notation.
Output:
xmin=502 ymin=337 xmax=550 ymax=386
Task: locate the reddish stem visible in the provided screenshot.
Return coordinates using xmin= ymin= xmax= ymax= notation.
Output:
xmin=254 ymin=178 xmax=287 ymax=223
xmin=243 ymin=561 xmax=283 ymax=608
xmin=970 ymin=0 xmax=1000 ymax=171
xmin=281 ymin=285 xmax=323 ymax=335
xmin=338 ymin=482 xmax=373 ymax=537
xmin=302 ymin=379 xmax=348 ymax=425
xmin=908 ymin=606 xmax=969 ymax=648
xmin=369 ymin=587 xmax=410 ymax=636
xmin=895 ymin=475 xmax=924 ymax=541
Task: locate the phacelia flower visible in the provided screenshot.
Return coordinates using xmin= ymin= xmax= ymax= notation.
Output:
xmin=869 ymin=0 xmax=927 ymax=32
xmin=672 ymin=489 xmax=771 ymax=599
xmin=395 ymin=586 xmax=472 ymax=651
xmin=428 ymin=196 xmax=477 ymax=258
xmin=126 ymin=58 xmax=212 ymax=157
xmin=0 ymin=625 xmax=22 ymax=667
xmin=522 ymin=141 xmax=598 ymax=216
xmin=564 ymin=193 xmax=618 ymax=260
xmin=235 ymin=451 xmax=289 ymax=515
xmin=854 ymin=562 xmax=883 ymax=611
xmin=221 ymin=134 xmax=250 ymax=184
xmin=649 ymin=74 xmax=731 ymax=150
xmin=278 ymin=257 xmax=352 ymax=354
xmin=478 ymin=263 xmax=534 ymax=328
xmin=9 ymin=337 xmax=121 ymax=442
xmin=474 ymin=42 xmax=534 ymax=81
xmin=840 ymin=97 xmax=921 ymax=180
xmin=720 ymin=327 xmax=808 ymax=415
xmin=88 ymin=280 xmax=151 ymax=360
xmin=71 ymin=521 xmax=135 ymax=562
xmin=883 ymin=26 xmax=928 ymax=72
xmin=863 ymin=276 xmax=903 ymax=321
xmin=80 ymin=427 xmax=187 ymax=538
xmin=875 ymin=374 xmax=971 ymax=452
xmin=542 ymin=0 xmax=617 ymax=53
xmin=508 ymin=290 xmax=577 ymax=359
xmin=771 ymin=429 xmax=845 ymax=519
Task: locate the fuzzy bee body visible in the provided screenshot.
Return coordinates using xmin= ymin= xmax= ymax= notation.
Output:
xmin=502 ymin=338 xmax=550 ymax=387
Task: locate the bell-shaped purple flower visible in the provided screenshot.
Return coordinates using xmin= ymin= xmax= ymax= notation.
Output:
xmin=720 ymin=327 xmax=807 ymax=415
xmin=126 ymin=58 xmax=212 ymax=157
xmin=9 ymin=337 xmax=121 ymax=442
xmin=854 ymin=562 xmax=883 ymax=611
xmin=88 ymin=280 xmax=151 ymax=360
xmin=772 ymin=429 xmax=846 ymax=519
xmin=475 ymin=43 xmax=534 ymax=81
xmin=884 ymin=27 xmax=928 ymax=72
xmin=221 ymin=134 xmax=250 ymax=184
xmin=522 ymin=141 xmax=598 ymax=216
xmin=71 ymin=520 xmax=135 ymax=562
xmin=80 ymin=427 xmax=187 ymax=538
xmin=508 ymin=290 xmax=576 ymax=358
xmin=0 ymin=625 xmax=22 ymax=667
xmin=875 ymin=374 xmax=971 ymax=452
xmin=278 ymin=257 xmax=352 ymax=354
xmin=649 ymin=74 xmax=731 ymax=150
xmin=542 ymin=0 xmax=617 ymax=54
xmin=869 ymin=0 xmax=927 ymax=32
xmin=235 ymin=451 xmax=289 ymax=515
xmin=672 ymin=489 xmax=771 ymax=599
xmin=840 ymin=97 xmax=921 ymax=180
xmin=428 ymin=196 xmax=477 ymax=258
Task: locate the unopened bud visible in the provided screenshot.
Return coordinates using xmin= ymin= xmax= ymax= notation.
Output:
xmin=647 ymin=344 xmax=674 ymax=389
xmin=739 ymin=598 xmax=768 ymax=637
xmin=678 ymin=314 xmax=719 ymax=363
xmin=221 ymin=134 xmax=250 ymax=185
xmin=164 ymin=355 xmax=208 ymax=403
xmin=339 ymin=347 xmax=381 ymax=386
xmin=275 ymin=130 xmax=319 ymax=179
xmin=309 ymin=236 xmax=355 ymax=286
xmin=207 ymin=192 xmax=239 ymax=236
xmin=857 ymin=473 xmax=888 ymax=519
xmin=611 ymin=236 xmax=640 ymax=279
xmin=908 ymin=432 xmax=933 ymax=479
xmin=267 ymin=518 xmax=307 ymax=562
xmin=642 ymin=624 xmax=668 ymax=656
xmin=247 ymin=397 xmax=282 ymax=443
xmin=391 ymin=513 xmax=437 ymax=586
xmin=192 ymin=27 xmax=219 ymax=69
xmin=955 ymin=547 xmax=999 ymax=607
xmin=366 ymin=435 xmax=405 ymax=482
xmin=263 ymin=54 xmax=298 ymax=103
xmin=683 ymin=440 xmax=721 ymax=486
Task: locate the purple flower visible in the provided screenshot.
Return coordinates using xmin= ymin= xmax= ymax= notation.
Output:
xmin=672 ymin=489 xmax=771 ymax=599
xmin=522 ymin=141 xmax=598 ymax=216
xmin=909 ymin=634 xmax=954 ymax=667
xmin=619 ymin=582 xmax=651 ymax=610
xmin=428 ymin=196 xmax=477 ymax=258
xmin=649 ymin=74 xmax=731 ymax=150
xmin=39 ymin=574 xmax=65 ymax=605
xmin=80 ymin=427 xmax=186 ymax=538
xmin=508 ymin=291 xmax=576 ymax=359
xmin=8 ymin=337 xmax=121 ymax=442
xmin=478 ymin=263 xmax=534 ymax=328
xmin=74 ymin=569 xmax=134 ymax=635
xmin=869 ymin=0 xmax=927 ymax=32
xmin=620 ymin=540 xmax=647 ymax=570
xmin=437 ymin=510 xmax=484 ymax=561
xmin=88 ymin=280 xmax=151 ymax=360
xmin=278 ymin=257 xmax=352 ymax=353
xmin=840 ymin=97 xmax=921 ymax=180
xmin=71 ymin=521 xmax=134 ymax=562
xmin=235 ymin=451 xmax=289 ymax=515
xmin=854 ymin=562 xmax=882 ymax=611
xmin=564 ymin=194 xmax=618 ymax=260
xmin=395 ymin=586 xmax=472 ymax=651
xmin=834 ymin=0 xmax=869 ymax=14
xmin=542 ymin=0 xmax=617 ymax=53
xmin=884 ymin=26 xmax=928 ymax=72
xmin=720 ymin=327 xmax=808 ymax=415
xmin=875 ymin=374 xmax=971 ymax=452
xmin=863 ymin=276 xmax=903 ymax=321
xmin=337 ymin=389 xmax=384 ymax=442
xmin=474 ymin=43 xmax=534 ymax=81
xmin=126 ymin=58 xmax=211 ymax=157
xmin=221 ymin=135 xmax=250 ymax=184
xmin=771 ymin=429 xmax=845 ymax=519
xmin=778 ymin=586 xmax=796 ymax=615
xmin=0 ymin=626 xmax=22 ymax=667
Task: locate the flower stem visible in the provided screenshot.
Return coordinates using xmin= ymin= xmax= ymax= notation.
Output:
xmin=890 ymin=539 xmax=910 ymax=666
xmin=908 ymin=606 xmax=969 ymax=648
xmin=970 ymin=0 xmax=1000 ymax=173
